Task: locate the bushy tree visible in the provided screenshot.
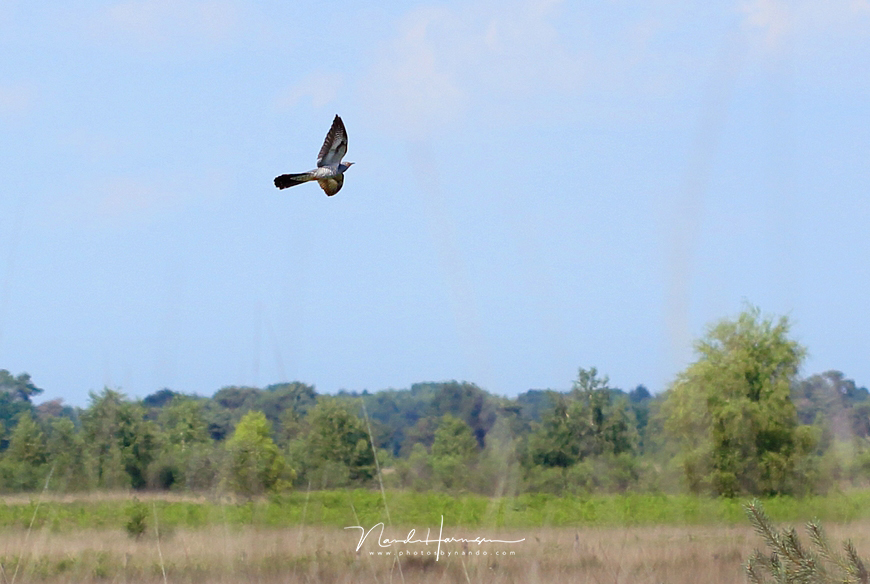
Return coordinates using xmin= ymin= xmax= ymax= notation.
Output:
xmin=159 ymin=397 xmax=209 ymax=451
xmin=46 ymin=417 xmax=94 ymax=491
xmin=80 ymin=389 xmax=159 ymax=490
xmin=148 ymin=397 xmax=215 ymax=490
xmin=0 ymin=370 xmax=43 ymax=402
xmin=431 ymin=414 xmax=477 ymax=459
xmin=302 ymin=398 xmax=374 ymax=487
xmin=527 ymin=367 xmax=638 ymax=468
xmin=0 ymin=411 xmax=48 ymax=490
xmin=663 ymin=306 xmax=814 ymax=496
xmin=224 ymin=410 xmax=290 ymax=497
xmin=431 ymin=414 xmax=477 ymax=489
xmin=793 ymin=371 xmax=870 ymax=439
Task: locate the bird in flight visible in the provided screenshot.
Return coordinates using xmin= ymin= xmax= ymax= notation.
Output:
xmin=274 ymin=115 xmax=354 ymax=196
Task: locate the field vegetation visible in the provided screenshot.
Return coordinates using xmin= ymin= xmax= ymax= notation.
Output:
xmin=1 ymin=306 xmax=870 ymax=580
xmin=0 ymin=492 xmax=868 ymax=583
xmin=0 ymin=491 xmax=864 ymax=582
xmin=4 ymin=490 xmax=870 ymax=531
xmin=0 ymin=306 xmax=867 ymax=501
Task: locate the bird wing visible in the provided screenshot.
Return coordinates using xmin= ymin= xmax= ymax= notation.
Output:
xmin=318 ymin=174 xmax=344 ymax=196
xmin=316 ymin=115 xmax=348 ymax=167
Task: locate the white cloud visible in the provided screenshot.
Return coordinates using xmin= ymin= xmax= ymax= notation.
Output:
xmin=359 ymin=0 xmax=703 ymax=137
xmin=95 ymin=180 xmax=172 ymax=221
xmin=361 ymin=7 xmax=467 ymax=139
xmin=359 ymin=0 xmax=597 ymax=138
xmin=466 ymin=0 xmax=585 ymax=95
xmin=90 ymin=0 xmax=239 ymax=52
xmin=740 ymin=0 xmax=792 ymax=48
xmin=43 ymin=175 xmax=208 ymax=230
xmin=274 ymin=72 xmax=344 ymax=111
xmin=0 ymin=84 xmax=35 ymax=120
xmin=739 ymin=0 xmax=870 ymax=51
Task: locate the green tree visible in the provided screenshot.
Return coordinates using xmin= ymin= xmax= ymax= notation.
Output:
xmin=431 ymin=414 xmax=477 ymax=459
xmin=663 ymin=306 xmax=813 ymax=496
xmin=80 ymin=389 xmax=159 ymax=490
xmin=159 ymin=397 xmax=209 ymax=451
xmin=149 ymin=397 xmax=214 ymax=490
xmin=304 ymin=398 xmax=375 ymax=487
xmin=224 ymin=410 xmax=290 ymax=496
xmin=527 ymin=367 xmax=638 ymax=468
xmin=1 ymin=411 xmax=48 ymax=490
xmin=430 ymin=414 xmax=478 ymax=489
xmin=46 ymin=417 xmax=94 ymax=492
xmin=793 ymin=371 xmax=870 ymax=439
xmin=0 ymin=370 xmax=43 ymax=402
xmin=256 ymin=382 xmax=317 ymax=433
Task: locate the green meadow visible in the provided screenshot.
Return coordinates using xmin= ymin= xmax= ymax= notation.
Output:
xmin=4 ymin=490 xmax=870 ymax=532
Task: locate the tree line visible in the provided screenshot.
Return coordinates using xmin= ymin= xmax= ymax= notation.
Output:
xmin=1 ymin=306 xmax=869 ymax=497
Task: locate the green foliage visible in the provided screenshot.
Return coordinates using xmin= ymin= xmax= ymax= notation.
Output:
xmin=125 ymin=498 xmax=148 ymax=539
xmin=0 ymin=393 xmax=34 ymax=449
xmin=210 ymin=382 xmax=316 ymax=438
xmin=431 ymin=414 xmax=477 ymax=459
xmin=0 ymin=319 xmax=864 ymax=498
xmin=47 ymin=417 xmax=95 ymax=491
xmin=522 ymin=453 xmax=642 ymax=495
xmin=793 ymin=371 xmax=870 ymax=441
xmin=303 ymin=398 xmax=374 ymax=488
xmin=142 ymin=388 xmax=180 ymax=409
xmin=745 ymin=499 xmax=869 ymax=584
xmin=0 ymin=411 xmax=48 ymax=490
xmin=7 ymin=411 xmax=47 ymax=466
xmin=663 ymin=307 xmax=813 ymax=496
xmin=0 ymin=369 xmax=43 ymax=402
xmin=515 ymin=389 xmax=559 ymax=423
xmin=158 ymin=397 xmax=209 ymax=450
xmin=4 ymin=491 xmax=870 ymax=534
xmin=146 ymin=396 xmax=214 ymax=490
xmin=80 ymin=389 xmax=160 ymax=490
xmin=224 ymin=410 xmax=291 ymax=496
xmin=393 ymin=442 xmax=432 ymax=491
xmin=475 ymin=417 xmax=521 ymax=496
xmin=526 ymin=367 xmax=638 ymax=470
xmin=358 ymin=381 xmax=502 ymax=456
xmin=429 ymin=414 xmax=478 ymax=490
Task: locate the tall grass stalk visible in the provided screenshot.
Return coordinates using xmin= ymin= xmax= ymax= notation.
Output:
xmin=153 ymin=502 xmax=168 ymax=584
xmin=362 ymin=400 xmax=391 ymax=526
xmin=362 ymin=400 xmax=405 ymax=584
xmin=9 ymin=460 xmax=55 ymax=584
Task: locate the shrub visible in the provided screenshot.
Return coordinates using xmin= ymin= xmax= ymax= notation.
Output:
xmin=125 ymin=498 xmax=148 ymax=539
xmin=745 ymin=499 xmax=869 ymax=583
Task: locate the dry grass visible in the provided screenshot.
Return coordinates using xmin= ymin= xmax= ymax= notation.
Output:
xmin=2 ymin=520 xmax=869 ymax=584
xmin=0 ymin=491 xmax=214 ymax=505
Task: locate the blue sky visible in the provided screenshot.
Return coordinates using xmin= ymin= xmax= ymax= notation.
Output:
xmin=1 ymin=0 xmax=869 ymax=406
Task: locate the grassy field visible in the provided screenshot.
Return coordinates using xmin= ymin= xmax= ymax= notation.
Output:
xmin=1 ymin=490 xmax=869 ymax=582
xmin=3 ymin=489 xmax=870 ymax=530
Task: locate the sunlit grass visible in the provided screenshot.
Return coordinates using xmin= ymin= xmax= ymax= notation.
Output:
xmin=0 ymin=521 xmax=868 ymax=584
xmin=2 ymin=489 xmax=870 ymax=532
xmin=1 ymin=491 xmax=870 ymax=583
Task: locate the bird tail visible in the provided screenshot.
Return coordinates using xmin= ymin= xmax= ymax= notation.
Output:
xmin=274 ymin=172 xmax=315 ymax=189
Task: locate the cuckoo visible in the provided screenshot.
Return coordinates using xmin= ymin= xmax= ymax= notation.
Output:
xmin=274 ymin=115 xmax=354 ymax=196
